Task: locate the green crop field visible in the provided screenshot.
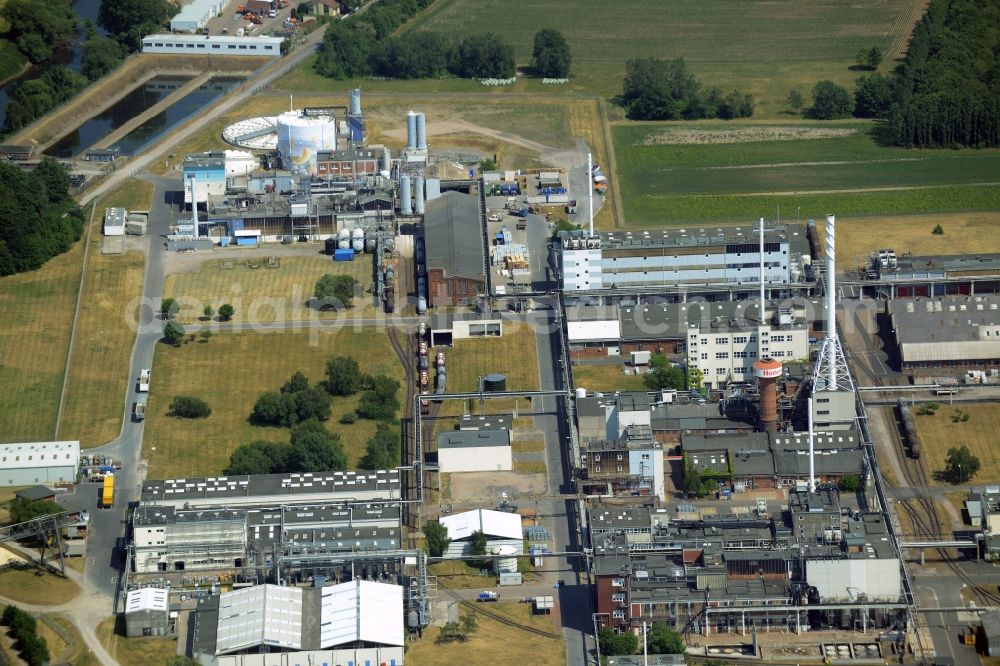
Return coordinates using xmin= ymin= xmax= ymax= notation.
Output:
xmin=613 ymin=122 xmax=1000 ymax=225
xmin=406 ymin=0 xmax=925 ymax=117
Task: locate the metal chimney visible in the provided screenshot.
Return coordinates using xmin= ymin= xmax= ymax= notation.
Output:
xmin=349 ymin=88 xmax=362 ymax=116
xmin=587 ymin=152 xmax=594 ymax=236
xmin=825 ymin=214 xmax=837 ymax=389
xmin=414 ymin=176 xmax=425 ymax=214
xmin=416 ymin=112 xmax=427 ymax=150
xmin=753 ymin=357 xmax=781 ymax=432
xmin=189 ymin=175 xmax=198 ymax=239
xmin=759 ymin=217 xmax=766 ymax=324
xmin=406 ymin=111 xmax=417 ymax=150
xmin=400 ymin=175 xmax=412 ymax=215
xmin=807 ymin=396 xmax=816 ymax=492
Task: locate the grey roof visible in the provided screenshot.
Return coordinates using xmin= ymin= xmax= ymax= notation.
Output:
xmin=618 ymin=299 xmax=820 ymax=341
xmin=617 ymin=392 xmax=651 ymax=412
xmin=888 ymin=253 xmax=1000 ymax=277
xmin=889 ymin=296 xmax=1000 ymax=362
xmin=651 ymin=402 xmax=755 ymax=432
xmin=590 ymin=505 xmax=655 ymax=532
xmin=15 ymin=485 xmax=55 ymax=502
xmin=140 ymin=470 xmax=400 ymax=505
xmin=730 ymin=449 xmax=775 ymax=476
xmin=982 ymin=611 xmax=1000 ymax=640
xmin=682 ymin=432 xmax=770 ymax=453
xmin=599 ymin=224 xmax=790 ymax=250
xmin=424 ymin=191 xmax=485 ymax=281
xmin=774 ymin=447 xmax=864 ymax=476
xmin=576 ymin=396 xmax=615 ymax=418
xmin=183 ymin=151 xmax=225 ymax=169
xmin=437 ymin=429 xmax=510 ymax=449
xmin=457 ymin=414 xmax=512 ymax=431
xmin=608 ymin=656 xmax=686 ymax=666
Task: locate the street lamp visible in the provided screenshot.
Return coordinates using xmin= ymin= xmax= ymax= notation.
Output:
xmin=958 ymin=463 xmax=963 ymax=484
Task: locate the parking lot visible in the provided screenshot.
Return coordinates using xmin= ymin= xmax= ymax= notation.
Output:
xmin=204 ymin=0 xmax=301 ymax=38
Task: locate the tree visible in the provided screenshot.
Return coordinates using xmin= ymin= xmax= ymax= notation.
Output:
xmin=161 ymin=297 xmax=178 ymax=319
xmin=225 ymin=440 xmax=290 ymax=475
xmin=854 ymin=73 xmax=893 ymax=118
xmin=451 ymin=33 xmax=515 ymax=79
xmin=622 ymin=57 xmax=698 ymax=120
xmin=16 ymin=33 xmax=51 ymax=64
xmin=532 ymin=28 xmax=570 ymax=78
xmin=371 ymin=31 xmax=451 ymax=79
xmin=460 ymin=612 xmax=478 ymax=638
xmin=943 ymin=445 xmax=980 ymax=484
xmin=643 ymin=354 xmax=686 ymax=391
xmin=202 ymin=304 xmax=214 ymax=320
xmin=314 ymin=274 xmax=358 ymax=309
xmin=599 ymin=627 xmax=638 ymax=655
xmin=680 ymin=460 xmax=704 ymax=498
xmin=787 ymin=87 xmax=804 ymax=111
xmin=838 ymin=473 xmax=861 ymax=492
xmin=809 ymin=80 xmax=853 ymax=119
xmin=295 ymin=386 xmax=332 ymax=422
xmin=163 ymin=321 xmax=185 ymax=346
xmin=479 ymin=157 xmax=497 ymax=172
xmin=281 ymin=371 xmax=309 ymax=394
xmin=719 ymin=90 xmax=755 ymax=119
xmin=468 ymin=530 xmax=488 ymax=557
xmin=360 ymin=423 xmax=400 ymax=470
xmin=647 ymin=622 xmax=685 ymax=654
xmin=252 ymin=391 xmax=298 ymax=427
xmin=932 ymin=224 xmax=944 ymax=235
xmin=99 ymin=0 xmax=177 ymax=52
xmin=218 ymin=303 xmax=235 ymax=321
xmin=315 ymin=20 xmax=375 ymax=79
xmin=8 ymin=498 xmax=62 ymax=525
xmin=856 ymin=46 xmax=883 ymax=70
xmin=326 ymin=356 xmax=364 ymax=396
xmin=290 ymin=418 xmax=333 ymax=446
xmin=168 ymin=396 xmax=211 ymax=418
xmin=687 ymin=366 xmax=704 ymax=391
xmin=289 ymin=431 xmax=347 ymax=472
xmin=423 ymin=520 xmax=450 ymax=557
xmin=3 ymin=0 xmax=77 ymax=61
xmin=81 ymin=36 xmax=125 ymax=81
xmin=356 ymin=374 xmax=400 ymax=420
xmin=4 ymin=80 xmax=55 ymax=132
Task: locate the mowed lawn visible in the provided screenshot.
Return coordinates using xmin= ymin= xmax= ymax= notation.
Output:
xmin=142 ymin=329 xmax=403 ymax=478
xmin=405 ymin=0 xmax=923 ymax=116
xmin=572 ymin=362 xmax=647 ymax=393
xmin=60 ymin=180 xmax=153 ymax=447
xmin=614 ymin=123 xmax=1000 ymax=225
xmin=97 ymin=618 xmax=176 ymax=666
xmin=165 ymin=254 xmax=378 ymax=323
xmin=913 ymin=404 xmax=1000 ymax=487
xmin=405 ymin=603 xmax=565 ymax=666
xmin=0 ymin=239 xmax=84 ymax=442
xmin=437 ymin=322 xmax=539 ymax=393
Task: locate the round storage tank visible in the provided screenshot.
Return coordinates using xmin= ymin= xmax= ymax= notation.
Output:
xmin=324 ymin=237 xmax=338 ymax=255
xmin=352 ymin=228 xmax=364 ymax=252
xmin=417 ymin=296 xmax=427 ymax=314
xmin=407 ymin=611 xmax=420 ymax=629
xmin=483 ymin=373 xmax=506 ymax=392
xmin=575 ymin=387 xmax=587 ymax=399
xmin=276 ymin=111 xmax=337 ymax=176
xmin=366 ymin=238 xmax=377 ymax=253
xmin=338 ymin=228 xmax=351 ymax=249
xmin=492 ymin=545 xmax=518 ymax=574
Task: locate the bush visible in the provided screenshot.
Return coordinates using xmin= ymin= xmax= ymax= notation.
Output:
xmin=808 ymin=80 xmax=852 ymax=119
xmin=356 ymin=374 xmax=400 ymax=420
xmin=163 ymin=320 xmax=185 ymax=346
xmin=168 ymin=396 xmax=211 ymax=418
xmin=838 ymin=473 xmax=861 ymax=492
xmin=1 ymin=605 xmax=48 ymax=666
xmin=218 ymin=303 xmax=235 ymax=321
xmin=339 ymin=411 xmax=357 ymax=424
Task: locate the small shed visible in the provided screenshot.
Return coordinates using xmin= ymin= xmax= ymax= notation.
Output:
xmin=125 ymin=588 xmax=169 ymax=637
xmin=104 ymin=208 xmax=126 ymax=236
xmin=533 ymin=596 xmax=554 ymax=615
xmin=437 ymin=429 xmax=511 ymax=473
xmin=14 ymin=486 xmax=56 ymax=503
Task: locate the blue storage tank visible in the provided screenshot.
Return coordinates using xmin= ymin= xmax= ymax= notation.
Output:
xmin=219 ymin=237 xmax=231 ymax=247
xmin=236 ymin=236 xmax=257 ymax=247
xmin=334 ymin=248 xmax=355 ymax=261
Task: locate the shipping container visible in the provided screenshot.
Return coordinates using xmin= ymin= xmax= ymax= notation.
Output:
xmin=334 ymin=248 xmax=355 ymax=261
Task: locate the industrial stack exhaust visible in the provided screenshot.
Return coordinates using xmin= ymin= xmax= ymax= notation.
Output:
xmin=825 ymin=214 xmax=837 ymax=389
xmin=400 ymin=175 xmax=412 ymax=215
xmin=414 ymin=176 xmax=425 ymax=214
xmin=406 ymin=111 xmax=417 ymax=150
xmin=416 ymin=112 xmax=427 ymax=150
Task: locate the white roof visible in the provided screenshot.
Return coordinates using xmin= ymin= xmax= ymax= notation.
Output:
xmin=0 ymin=441 xmax=80 ymax=471
xmin=126 ymin=588 xmax=168 ymax=613
xmin=320 ymin=580 xmax=403 ymax=648
xmin=216 ymin=585 xmax=303 ymax=654
xmin=440 ymin=509 xmax=522 ymax=541
xmin=568 ymin=320 xmax=621 ymax=342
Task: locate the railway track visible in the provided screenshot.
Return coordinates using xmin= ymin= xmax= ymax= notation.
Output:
xmin=883 ymin=407 xmax=1000 ymax=606
xmin=389 ymin=326 xmax=418 ymax=529
xmin=438 ymin=583 xmax=562 ymax=639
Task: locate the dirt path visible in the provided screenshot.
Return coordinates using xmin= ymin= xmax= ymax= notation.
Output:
xmin=886 ymin=0 xmax=930 ymax=61
xmin=680 ymin=181 xmax=1000 ymax=197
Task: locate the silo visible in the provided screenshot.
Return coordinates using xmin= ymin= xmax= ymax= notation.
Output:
xmin=352 ymin=228 xmax=364 ymax=252
xmin=400 ymin=175 xmax=412 ymax=215
xmin=414 ymin=176 xmax=425 ymax=214
xmin=483 ymin=374 xmax=507 ymax=392
xmin=365 ymin=238 xmax=376 ymax=253
xmin=417 ymin=296 xmax=427 ymax=314
xmin=381 ymin=146 xmax=391 ymax=176
xmin=416 ymin=112 xmax=427 ymax=150
xmin=406 ymin=111 xmax=417 ymax=150
xmin=348 ymin=88 xmax=362 ymax=116
xmin=492 ymin=546 xmax=518 ymax=574
xmin=276 ymin=111 xmax=337 ymax=176
xmin=575 ymin=387 xmax=587 ymax=399
xmin=338 ymin=228 xmax=351 ymax=249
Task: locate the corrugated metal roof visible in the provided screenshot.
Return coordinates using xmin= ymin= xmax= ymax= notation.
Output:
xmin=424 ymin=191 xmax=485 ymax=281
xmin=0 ymin=441 xmax=79 ymax=471
xmin=320 ymin=580 xmax=403 ymax=648
xmin=216 ymin=585 xmax=303 ymax=654
xmin=567 ymin=319 xmax=621 ymax=341
xmin=441 ymin=508 xmax=521 ymax=540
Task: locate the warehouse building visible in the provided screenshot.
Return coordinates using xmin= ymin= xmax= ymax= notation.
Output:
xmin=169 ymin=0 xmax=224 ymax=32
xmin=889 ymin=295 xmax=1000 ymax=368
xmin=437 ymin=429 xmax=512 ymax=473
xmin=142 ymin=34 xmax=284 ymax=56
xmin=124 ymin=588 xmax=169 ymax=637
xmin=424 ymin=191 xmax=486 ymax=307
xmin=440 ymin=509 xmax=523 ymax=559
xmin=0 ymin=441 xmax=80 ymax=487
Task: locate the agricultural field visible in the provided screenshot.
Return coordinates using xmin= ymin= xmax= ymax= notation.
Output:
xmin=142 ymin=329 xmax=403 ymax=478
xmin=913 ymin=403 xmax=1000 ymax=487
xmin=572 ymin=362 xmax=648 ymax=393
xmin=403 ymin=0 xmax=924 ymax=117
xmin=96 ymin=617 xmax=176 ymax=666
xmin=613 ymin=122 xmax=1000 ymax=225
xmin=404 ymin=602 xmax=565 ymax=666
xmin=60 ymin=181 xmax=153 ymax=447
xmin=164 ymin=253 xmax=378 ymax=323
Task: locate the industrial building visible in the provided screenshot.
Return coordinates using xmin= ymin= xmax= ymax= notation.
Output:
xmin=590 ymin=489 xmax=904 ymax=634
xmin=276 ymin=110 xmax=339 ymax=175
xmin=437 ymin=429 xmax=512 ymax=473
xmin=580 ymin=428 xmax=666 ymax=501
xmin=0 ymin=441 xmax=80 ymax=487
xmin=104 ymin=207 xmax=126 ymax=236
xmin=557 ymin=224 xmax=810 ymax=292
xmin=124 ymin=588 xmax=169 ymax=637
xmin=889 ymin=295 xmax=1000 ymax=368
xmin=439 ymin=509 xmax=524 ymax=559
xmin=169 ymin=0 xmax=224 ymax=32
xmin=141 ymin=34 xmax=284 ymax=56
xmin=863 ymin=250 xmax=1000 ymax=299
xmin=423 ymin=191 xmax=487 ymax=307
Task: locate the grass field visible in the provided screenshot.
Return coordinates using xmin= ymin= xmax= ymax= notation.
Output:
xmin=0 ymin=40 xmax=26 ymax=83
xmin=513 ymin=461 xmax=547 ymax=474
xmin=165 ymin=254 xmax=378 ymax=323
xmin=405 ymin=602 xmax=565 ymax=666
xmin=403 ymin=0 xmax=923 ymax=117
xmin=142 ymin=329 xmax=403 ymax=478
xmin=613 ymin=122 xmax=1000 ymax=225
xmin=40 ymin=614 xmax=99 ymax=666
xmin=512 ymin=439 xmax=544 ymax=453
xmin=96 ymin=617 xmax=177 ymax=666
xmin=437 ymin=322 xmax=539 ymax=393
xmin=0 ymin=236 xmax=84 ymax=443
xmin=913 ymin=404 xmax=1000 ymax=487
xmin=59 ymin=181 xmax=153 ymax=447
xmin=0 ymin=567 xmax=80 ymax=605
xmin=572 ymin=363 xmax=647 ymax=393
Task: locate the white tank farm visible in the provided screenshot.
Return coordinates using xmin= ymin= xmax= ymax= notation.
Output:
xmin=276 ymin=111 xmax=337 ymax=176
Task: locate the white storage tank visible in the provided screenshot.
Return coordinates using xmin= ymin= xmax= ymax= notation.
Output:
xmin=493 ymin=546 xmax=518 ymax=574
xmin=276 ymin=111 xmax=337 ymax=176
xmin=575 ymin=387 xmax=587 ymax=399
xmin=338 ymin=228 xmax=351 ymax=249
xmin=352 ymin=227 xmax=364 ymax=252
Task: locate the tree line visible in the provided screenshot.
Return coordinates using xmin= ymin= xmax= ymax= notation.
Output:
xmin=621 ymin=58 xmax=754 ymax=120
xmin=0 ymin=159 xmax=83 ymax=276
xmin=1 ymin=606 xmax=49 ymax=666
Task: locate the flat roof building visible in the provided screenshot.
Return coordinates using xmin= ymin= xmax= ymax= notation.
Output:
xmin=437 ymin=429 xmax=512 ymax=473
xmin=889 ymin=295 xmax=1000 ymax=367
xmin=0 ymin=441 xmax=80 ymax=487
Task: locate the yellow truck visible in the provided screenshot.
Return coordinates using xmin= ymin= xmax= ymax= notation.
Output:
xmin=101 ymin=475 xmax=115 ymax=508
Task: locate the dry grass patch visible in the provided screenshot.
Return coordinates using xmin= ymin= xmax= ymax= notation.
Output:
xmin=512 ymin=439 xmax=544 ymax=453
xmin=143 ymin=329 xmax=402 ymax=478
xmin=641 ymin=126 xmax=860 ymax=145
xmin=96 ymin=617 xmax=177 ymax=666
xmin=437 ymin=322 xmax=538 ymax=393
xmin=406 ymin=602 xmax=565 ymax=666
xmin=913 ymin=403 xmax=1000 ymax=487
xmin=0 ymin=567 xmax=80 ymax=605
xmin=165 ymin=254 xmax=377 ymax=323
xmin=93 ymin=179 xmax=154 ymax=211
xmin=513 ymin=461 xmax=547 ymax=474
xmin=572 ymin=363 xmax=647 ymax=393
xmin=44 ymin=614 xmax=99 ymax=666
